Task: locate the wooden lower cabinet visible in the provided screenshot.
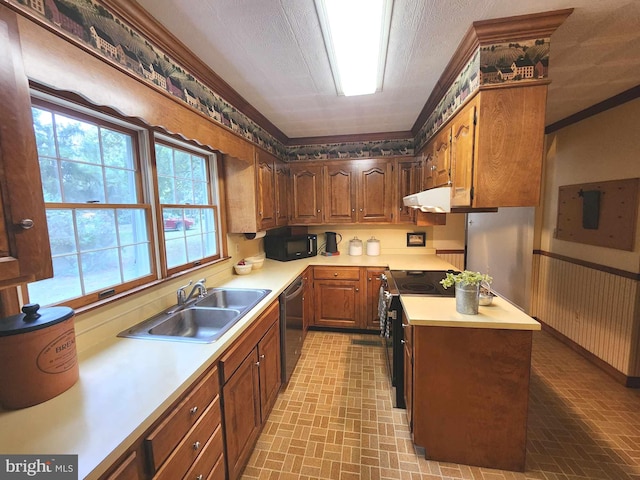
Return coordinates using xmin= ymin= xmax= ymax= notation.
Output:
xmin=411 ymin=325 xmax=533 ymax=472
xmin=99 ymin=365 xmax=224 ymax=480
xmin=220 ymin=300 xmax=281 ymax=480
xmin=302 ymin=266 xmax=313 ymax=338
xmin=402 ymin=312 xmax=413 ymax=430
xmin=312 ymin=267 xmax=362 ymax=328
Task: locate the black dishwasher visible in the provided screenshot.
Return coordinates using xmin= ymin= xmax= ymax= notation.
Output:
xmin=280 ymin=275 xmax=304 ymax=384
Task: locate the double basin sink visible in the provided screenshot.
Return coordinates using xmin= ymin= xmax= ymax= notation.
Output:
xmin=118 ymin=288 xmax=271 ymax=343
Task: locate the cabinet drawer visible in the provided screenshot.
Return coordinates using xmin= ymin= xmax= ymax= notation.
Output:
xmin=313 ymin=266 xmax=360 ymax=281
xmin=153 ymin=395 xmax=222 ymax=480
xmin=145 ymin=367 xmax=219 ymax=472
xmin=182 ymin=423 xmax=224 ymax=480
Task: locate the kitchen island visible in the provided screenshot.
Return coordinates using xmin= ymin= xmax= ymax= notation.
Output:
xmin=401 ymin=294 xmax=540 ymax=472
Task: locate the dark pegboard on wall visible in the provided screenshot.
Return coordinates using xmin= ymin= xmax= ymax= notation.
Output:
xmin=556 ymin=178 xmax=639 ymax=251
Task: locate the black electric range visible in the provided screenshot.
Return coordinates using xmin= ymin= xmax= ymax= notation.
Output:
xmin=381 ymin=269 xmax=458 ymax=408
xmin=389 ymin=270 xmax=457 ymax=296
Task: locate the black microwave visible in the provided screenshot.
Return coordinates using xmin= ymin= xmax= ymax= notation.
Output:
xmin=264 ymin=234 xmax=317 ymax=261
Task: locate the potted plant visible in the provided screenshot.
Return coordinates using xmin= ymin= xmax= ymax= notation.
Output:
xmin=440 ymin=271 xmax=492 ymax=315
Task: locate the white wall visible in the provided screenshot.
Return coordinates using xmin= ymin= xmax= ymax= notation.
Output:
xmin=539 ymin=98 xmax=640 ymax=272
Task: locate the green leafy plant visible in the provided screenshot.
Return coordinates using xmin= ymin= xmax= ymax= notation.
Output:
xmin=440 ymin=270 xmax=492 ymax=289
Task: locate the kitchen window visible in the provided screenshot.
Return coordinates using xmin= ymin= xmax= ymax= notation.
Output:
xmin=25 ymin=96 xmax=223 ymax=309
xmin=154 ymin=138 xmax=220 ymax=275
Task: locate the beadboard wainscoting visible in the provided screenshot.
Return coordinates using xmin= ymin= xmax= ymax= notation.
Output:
xmin=532 ymin=251 xmax=640 ymax=385
xmin=436 ymin=250 xmax=465 ymax=271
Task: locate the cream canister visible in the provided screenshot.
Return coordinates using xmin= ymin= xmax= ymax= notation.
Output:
xmin=348 ymin=236 xmax=363 ymax=256
xmin=366 ymin=236 xmax=381 ymax=256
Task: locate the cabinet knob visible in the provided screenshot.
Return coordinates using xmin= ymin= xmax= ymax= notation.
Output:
xmin=189 ymin=406 xmax=198 ymax=415
xmin=401 ymin=339 xmax=406 ymax=344
xmin=260 ymin=354 xmax=265 ymax=359
xmin=355 ymin=288 xmax=359 ymax=292
xmin=193 ymin=441 xmax=201 ymax=451
xmin=255 ymin=361 xmax=260 ymax=367
xmin=18 ymin=218 xmax=34 ymax=230
xmin=196 ymin=475 xmax=203 ymax=480
xmin=333 ymin=272 xmax=338 ymax=277
xmin=359 ymin=208 xmax=363 ymax=212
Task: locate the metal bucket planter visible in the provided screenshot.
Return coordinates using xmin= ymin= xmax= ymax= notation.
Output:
xmin=455 ymin=283 xmax=480 ymax=315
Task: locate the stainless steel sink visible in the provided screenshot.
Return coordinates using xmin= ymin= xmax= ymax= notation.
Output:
xmin=118 ymin=288 xmax=271 ymax=343
xmin=194 ymin=288 xmax=271 ymax=309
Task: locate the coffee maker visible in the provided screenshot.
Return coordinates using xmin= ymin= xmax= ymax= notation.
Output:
xmin=324 ymin=232 xmax=342 ymax=254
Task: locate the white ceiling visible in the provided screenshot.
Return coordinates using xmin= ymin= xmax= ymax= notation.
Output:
xmin=135 ymin=0 xmax=640 ymax=139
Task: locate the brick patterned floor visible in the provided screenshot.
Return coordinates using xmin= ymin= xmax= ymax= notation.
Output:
xmin=241 ymin=330 xmax=640 ymax=480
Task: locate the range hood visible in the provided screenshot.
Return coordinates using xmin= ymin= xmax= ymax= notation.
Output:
xmin=403 ymin=187 xmax=451 ymax=213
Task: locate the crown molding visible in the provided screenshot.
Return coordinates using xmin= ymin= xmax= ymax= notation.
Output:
xmin=411 ymin=8 xmax=573 ymax=135
xmin=100 ymin=0 xmax=289 ymax=145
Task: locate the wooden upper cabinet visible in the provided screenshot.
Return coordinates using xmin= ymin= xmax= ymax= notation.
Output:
xmin=397 ymin=158 xmax=422 ymax=224
xmin=324 ymin=163 xmax=357 ymax=223
xmin=432 ymin=128 xmax=451 ymax=187
xmin=356 ymin=160 xmax=394 ymax=223
xmin=423 ymin=144 xmax=435 ymax=190
xmin=423 ymin=85 xmax=547 ymax=209
xmin=472 ymin=85 xmax=547 ymax=208
xmin=274 ymin=159 xmax=289 ymax=226
xmin=223 ymin=147 xmax=285 ymax=233
xmin=290 ymin=164 xmax=323 ymax=224
xmin=450 ymin=96 xmax=478 ymax=207
xmin=256 ymin=151 xmax=276 ymax=230
xmin=0 ymin=6 xmax=52 ymax=288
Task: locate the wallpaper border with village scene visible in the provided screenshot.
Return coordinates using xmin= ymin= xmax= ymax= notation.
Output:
xmin=9 ymin=0 xmax=550 ymax=162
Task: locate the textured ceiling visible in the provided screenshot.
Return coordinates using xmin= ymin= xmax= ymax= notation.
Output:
xmin=134 ymin=0 xmax=640 ymax=139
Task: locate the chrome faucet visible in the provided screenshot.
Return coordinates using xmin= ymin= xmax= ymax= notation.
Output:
xmin=176 ymin=280 xmax=192 ymax=305
xmin=184 ymin=278 xmax=207 ymax=304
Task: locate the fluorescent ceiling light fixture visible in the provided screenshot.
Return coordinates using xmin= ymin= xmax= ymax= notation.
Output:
xmin=315 ymin=0 xmax=393 ymax=96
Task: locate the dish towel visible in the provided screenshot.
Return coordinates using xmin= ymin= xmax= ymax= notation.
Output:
xmin=378 ymin=286 xmax=391 ymax=338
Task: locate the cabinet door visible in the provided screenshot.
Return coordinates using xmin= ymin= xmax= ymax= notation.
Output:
xmin=432 ymin=128 xmax=451 ymax=187
xmin=365 ymin=268 xmax=385 ymax=330
xmin=404 ymin=341 xmax=413 ymax=431
xmin=302 ymin=267 xmax=313 ymax=338
xmin=422 ymin=145 xmax=434 ymax=190
xmin=258 ymin=320 xmax=281 ymax=419
xmin=324 ymin=163 xmax=357 ymax=223
xmin=402 ymin=311 xmax=413 ymax=431
xmin=397 ymin=159 xmax=421 ymax=224
xmin=223 ymin=349 xmax=261 ymax=480
xmin=0 ymin=7 xmax=52 ymax=288
xmin=289 ymin=164 xmax=323 ymax=224
xmin=356 ymin=160 xmax=394 ymax=223
xmin=450 ymin=97 xmax=478 ymax=207
xmin=313 ymin=279 xmax=361 ymax=328
xmin=256 ymin=152 xmax=276 ymax=230
xmin=274 ymin=160 xmax=289 ymax=226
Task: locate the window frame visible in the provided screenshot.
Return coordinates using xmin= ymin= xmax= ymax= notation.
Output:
xmin=24 ymin=92 xmax=228 ymax=310
xmin=152 ymin=135 xmax=223 ymax=277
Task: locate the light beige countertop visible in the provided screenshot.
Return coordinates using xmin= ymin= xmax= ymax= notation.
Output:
xmin=0 ymin=254 xmax=530 ymax=479
xmin=401 ymin=295 xmax=541 ymax=330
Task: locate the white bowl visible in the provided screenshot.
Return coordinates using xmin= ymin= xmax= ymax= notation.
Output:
xmin=234 ymin=263 xmax=252 ymax=275
xmin=247 ymin=258 xmax=265 ymax=269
